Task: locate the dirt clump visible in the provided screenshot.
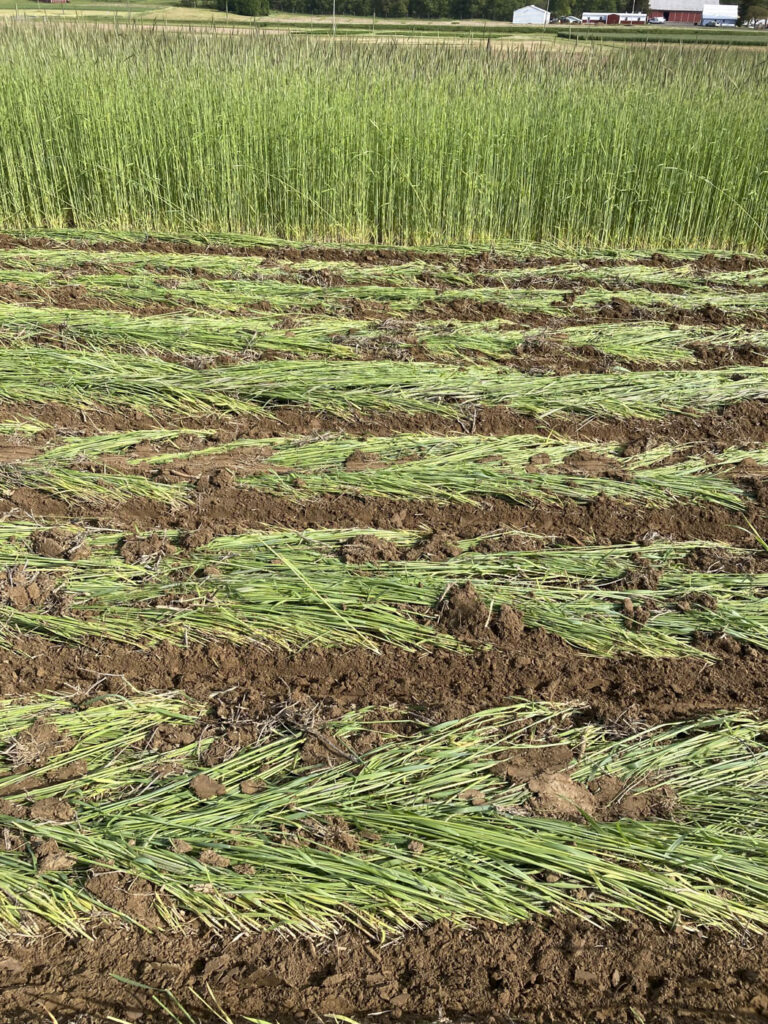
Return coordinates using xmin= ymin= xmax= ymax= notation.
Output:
xmin=683 ymin=545 xmax=766 ymax=575
xmin=180 ymin=525 xmax=217 ymax=551
xmin=0 ymin=568 xmax=70 ymax=615
xmin=343 ymin=448 xmax=388 ymax=471
xmin=614 ymin=554 xmax=661 ymax=591
xmin=405 ymin=530 xmax=461 ymax=561
xmin=439 ymin=583 xmax=490 ymax=639
xmin=120 ymin=533 xmax=175 ymax=564
xmin=494 ymin=744 xmax=575 ymax=783
xmin=319 ymin=815 xmax=360 ymax=852
xmin=527 ymin=772 xmax=596 ymax=820
xmin=621 ymin=597 xmax=658 ymax=630
xmin=586 ymin=774 xmax=676 ymax=821
xmin=240 ymin=778 xmax=266 ymax=795
xmin=339 ymin=534 xmax=400 ymax=564
xmin=194 ymin=467 xmax=237 ymax=492
xmin=526 ymin=769 xmax=675 ymax=822
xmin=148 ymin=723 xmax=198 ymax=752
xmin=28 ymin=797 xmax=76 ymax=822
xmin=199 ymin=848 xmax=231 ymax=869
xmin=4 ymin=717 xmax=75 ymax=768
xmin=190 ymin=774 xmax=227 ymax=800
xmin=493 ymin=604 xmax=525 ymax=646
xmin=34 ymin=838 xmax=76 ymax=873
xmin=30 ymin=528 xmax=90 ymax=561
xmin=560 ymin=450 xmax=632 ymax=482
xmin=84 ymin=871 xmax=161 ymax=927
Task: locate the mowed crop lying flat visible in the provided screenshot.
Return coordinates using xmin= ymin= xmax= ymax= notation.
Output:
xmin=1 ymin=232 xmax=768 ymax=1024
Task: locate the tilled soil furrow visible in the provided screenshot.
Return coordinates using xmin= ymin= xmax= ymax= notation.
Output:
xmin=2 ymin=490 xmax=766 ymax=545
xmin=0 ymin=634 xmax=765 ymax=723
xmin=1 ymin=400 xmax=768 ymax=448
xmin=0 ymin=915 xmax=764 ymax=1024
xmin=1 ymin=231 xmax=767 ymax=272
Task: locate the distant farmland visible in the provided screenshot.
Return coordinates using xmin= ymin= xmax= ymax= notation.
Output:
xmin=0 ymin=23 xmax=766 ymax=248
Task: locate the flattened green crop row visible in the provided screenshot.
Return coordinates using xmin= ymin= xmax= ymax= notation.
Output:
xmin=0 ymin=228 xmax=757 ymax=264
xmin=4 ymin=266 xmax=768 ymax=319
xmin=2 ymin=247 xmax=768 ymax=292
xmin=1 ymin=695 xmax=768 ymax=936
xmin=1 ymin=427 xmax=765 ymax=512
xmin=0 ymin=523 xmax=766 ymax=657
xmin=5 ymin=304 xmax=768 ymax=367
xmin=1 ymin=347 xmax=768 ymax=419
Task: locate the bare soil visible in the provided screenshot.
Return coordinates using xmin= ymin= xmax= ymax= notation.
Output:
xmin=1 ymin=632 xmax=765 ymax=725
xmin=0 ymin=914 xmax=765 ymax=1024
xmin=2 ymin=398 xmax=768 ymax=447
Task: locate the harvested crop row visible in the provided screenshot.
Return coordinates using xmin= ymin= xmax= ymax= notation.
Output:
xmin=3 ymin=304 xmax=768 ymax=369
xmin=0 ymin=522 xmax=766 ymax=658
xmin=2 ymin=228 xmax=767 ymax=268
xmin=3 ymin=247 xmax=768 ymax=293
xmin=3 ymin=267 xmax=768 ymax=323
xmin=1 ymin=426 xmax=767 ymax=515
xmin=1 ymin=694 xmax=767 ymax=938
xmin=3 ymin=348 xmax=768 ymax=421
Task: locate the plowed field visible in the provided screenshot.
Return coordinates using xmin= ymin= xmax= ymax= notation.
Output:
xmin=1 ymin=231 xmax=767 ymax=1024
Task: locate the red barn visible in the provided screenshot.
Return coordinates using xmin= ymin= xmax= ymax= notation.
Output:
xmin=647 ymin=0 xmax=703 ymax=21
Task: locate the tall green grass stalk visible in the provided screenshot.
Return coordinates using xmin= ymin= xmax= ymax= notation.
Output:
xmin=0 ymin=24 xmax=766 ymax=247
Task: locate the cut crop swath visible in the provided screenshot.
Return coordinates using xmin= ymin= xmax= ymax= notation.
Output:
xmin=3 ymin=303 xmax=768 ymax=369
xmin=3 ymin=427 xmax=765 ymax=512
xmin=0 ymin=523 xmax=767 ymax=657
xmin=2 ymin=246 xmax=767 ymax=293
xmin=0 ymin=696 xmax=767 ymax=937
xmin=2 ymin=346 xmax=768 ymax=419
xmin=3 ymin=264 xmax=768 ymax=322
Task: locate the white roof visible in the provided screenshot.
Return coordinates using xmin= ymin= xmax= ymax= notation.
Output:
xmin=702 ymin=2 xmax=737 ymax=14
xmin=515 ymin=5 xmax=548 ymax=11
xmin=652 ymin=0 xmax=704 ymax=10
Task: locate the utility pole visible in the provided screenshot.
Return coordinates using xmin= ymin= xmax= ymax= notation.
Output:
xmin=333 ymin=0 xmax=336 ymax=34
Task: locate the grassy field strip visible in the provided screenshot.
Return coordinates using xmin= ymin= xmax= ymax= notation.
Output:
xmin=1 ymin=229 xmax=762 ymax=265
xmin=0 ymin=524 xmax=767 ymax=656
xmin=3 ymin=348 xmax=768 ymax=418
xmin=1 ymin=30 xmax=767 ymax=248
xmin=1 ymin=428 xmax=764 ymax=511
xmin=3 ymin=248 xmax=768 ymax=292
xmin=0 ymin=695 xmax=767 ymax=936
xmin=4 ymin=267 xmax=768 ymax=319
xmin=4 ymin=304 xmax=768 ymax=366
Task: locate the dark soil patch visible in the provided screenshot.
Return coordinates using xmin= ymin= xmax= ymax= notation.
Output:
xmin=1 ymin=632 xmax=766 ymax=726
xmin=2 ymin=399 xmax=768 ymax=451
xmin=339 ymin=534 xmax=401 ymax=563
xmin=0 ymin=913 xmax=765 ymax=1024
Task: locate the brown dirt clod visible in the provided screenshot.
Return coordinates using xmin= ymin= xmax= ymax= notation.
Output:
xmin=189 ymin=774 xmax=227 ymax=800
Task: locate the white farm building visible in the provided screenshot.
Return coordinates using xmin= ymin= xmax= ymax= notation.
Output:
xmin=512 ymin=4 xmax=551 ymax=23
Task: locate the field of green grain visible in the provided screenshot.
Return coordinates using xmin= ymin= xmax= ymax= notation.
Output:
xmin=0 ymin=25 xmax=767 ymax=247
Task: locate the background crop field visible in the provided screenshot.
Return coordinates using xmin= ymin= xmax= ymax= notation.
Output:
xmin=0 ymin=23 xmax=766 ymax=247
